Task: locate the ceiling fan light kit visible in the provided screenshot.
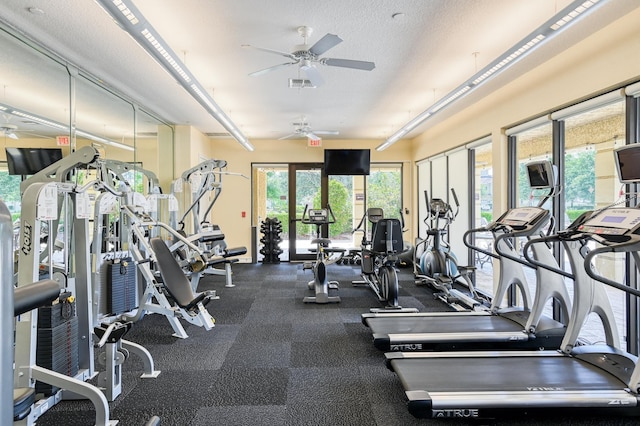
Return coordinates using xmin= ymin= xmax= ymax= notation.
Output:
xmin=288 ymin=78 xmax=316 ymax=89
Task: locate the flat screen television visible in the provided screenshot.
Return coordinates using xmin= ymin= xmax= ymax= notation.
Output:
xmin=526 ymin=160 xmax=557 ymax=189
xmin=614 ymin=144 xmax=640 ymax=184
xmin=5 ymin=147 xmax=63 ymax=175
xmin=323 ymin=149 xmax=370 ymax=175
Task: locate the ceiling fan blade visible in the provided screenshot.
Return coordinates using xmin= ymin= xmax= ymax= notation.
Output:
xmin=313 ymin=130 xmax=339 ymax=136
xmin=306 ymin=132 xmax=320 ymax=141
xmin=278 ymin=133 xmax=299 ymax=140
xmin=249 ymin=62 xmax=297 ymax=77
xmin=242 ymin=44 xmax=297 ymax=60
xmin=323 ymin=58 xmax=375 ymax=71
xmin=300 ymin=65 xmax=324 ymax=87
xmin=309 ymin=33 xmax=342 ymax=56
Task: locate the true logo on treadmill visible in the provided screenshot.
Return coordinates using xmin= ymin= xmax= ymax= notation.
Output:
xmin=433 ymin=409 xmax=479 ymax=418
xmin=390 ymin=343 xmax=423 ymax=351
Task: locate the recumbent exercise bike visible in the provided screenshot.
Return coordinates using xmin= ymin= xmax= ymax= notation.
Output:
xmin=352 ymin=208 xmax=417 ymax=312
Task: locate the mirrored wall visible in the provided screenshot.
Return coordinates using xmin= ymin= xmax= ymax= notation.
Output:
xmin=0 ymin=23 xmax=174 ymax=219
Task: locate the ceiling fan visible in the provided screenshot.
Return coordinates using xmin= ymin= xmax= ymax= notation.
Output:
xmin=243 ymin=26 xmax=375 ymax=87
xmin=1 ymin=123 xmax=19 ymax=139
xmin=279 ymin=117 xmax=339 ymax=140
xmin=0 ymin=121 xmax=54 ymax=140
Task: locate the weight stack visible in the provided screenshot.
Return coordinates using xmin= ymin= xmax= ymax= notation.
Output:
xmin=107 ymin=258 xmax=137 ymax=315
xmin=36 ymin=296 xmax=79 ymax=396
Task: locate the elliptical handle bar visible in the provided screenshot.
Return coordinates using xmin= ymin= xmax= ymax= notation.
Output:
xmin=450 ymin=188 xmax=460 ymax=218
xmin=424 ymin=190 xmax=431 ymax=221
xmin=584 ymin=240 xmax=640 ymax=298
xmin=325 ymin=203 xmax=337 ymax=224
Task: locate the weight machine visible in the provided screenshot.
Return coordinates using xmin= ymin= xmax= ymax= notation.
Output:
xmin=172 ymin=159 xmax=247 ymax=289
xmin=13 ymin=146 xmax=159 ymax=425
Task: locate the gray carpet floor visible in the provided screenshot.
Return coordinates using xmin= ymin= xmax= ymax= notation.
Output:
xmin=34 ymin=263 xmax=639 ymax=425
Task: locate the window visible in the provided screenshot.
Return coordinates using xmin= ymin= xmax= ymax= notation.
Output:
xmin=560 ymin=98 xmax=626 ymax=346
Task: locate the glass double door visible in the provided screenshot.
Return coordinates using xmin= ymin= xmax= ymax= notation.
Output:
xmin=288 ymin=163 xmax=328 ymax=261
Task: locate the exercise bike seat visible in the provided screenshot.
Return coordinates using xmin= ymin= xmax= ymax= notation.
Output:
xmin=311 ymin=237 xmax=332 ymax=247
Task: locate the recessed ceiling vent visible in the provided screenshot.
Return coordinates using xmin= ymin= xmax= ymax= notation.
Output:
xmin=288 ymin=78 xmax=316 ymax=89
xmin=206 ymin=132 xmax=232 ymax=138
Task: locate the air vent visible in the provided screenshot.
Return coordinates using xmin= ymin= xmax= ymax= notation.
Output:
xmin=288 ymin=78 xmax=316 ymax=89
xmin=206 ymin=132 xmax=232 ymax=138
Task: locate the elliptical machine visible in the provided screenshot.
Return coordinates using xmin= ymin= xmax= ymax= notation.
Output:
xmin=414 ymin=188 xmax=487 ymax=310
xmin=352 ymin=208 xmax=418 ymax=312
xmin=300 ymin=204 xmax=342 ymax=304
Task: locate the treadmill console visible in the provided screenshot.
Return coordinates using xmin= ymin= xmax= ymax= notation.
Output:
xmin=496 ymin=206 xmax=548 ymax=230
xmin=578 ymin=207 xmax=640 ymax=236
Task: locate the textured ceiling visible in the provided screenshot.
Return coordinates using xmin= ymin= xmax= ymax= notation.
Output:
xmin=0 ymin=0 xmax=638 ymax=145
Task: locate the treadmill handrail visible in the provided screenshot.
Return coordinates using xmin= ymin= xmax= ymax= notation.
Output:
xmin=463 ymin=227 xmax=499 ymax=260
xmin=584 ymin=241 xmax=640 ymax=298
xmin=493 ymin=231 xmax=542 ymax=270
xmin=523 ymin=235 xmax=576 ymax=279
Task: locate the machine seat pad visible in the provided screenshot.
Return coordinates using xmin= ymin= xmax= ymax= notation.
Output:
xmin=150 ymin=237 xmax=202 ymax=310
xmin=324 ymin=248 xmax=346 ymax=253
xmin=311 ymin=238 xmax=332 ymax=247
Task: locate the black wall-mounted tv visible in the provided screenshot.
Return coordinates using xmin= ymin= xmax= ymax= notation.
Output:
xmin=323 ymin=149 xmax=370 ymax=175
xmin=5 ymin=147 xmax=63 ymax=175
xmin=614 ymin=144 xmax=640 ymax=184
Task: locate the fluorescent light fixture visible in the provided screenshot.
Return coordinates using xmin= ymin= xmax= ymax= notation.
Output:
xmin=95 ymin=0 xmax=254 ymax=151
xmin=11 ymin=111 xmax=68 ymax=130
xmin=141 ymin=28 xmax=191 ymax=83
xmin=377 ymin=0 xmax=603 ymax=151
xmin=0 ymin=102 xmax=134 ymax=151
xmin=112 ymin=0 xmax=139 ymax=24
xmin=76 ymin=130 xmax=135 ymax=151
xmin=430 ymin=86 xmax=471 ymax=114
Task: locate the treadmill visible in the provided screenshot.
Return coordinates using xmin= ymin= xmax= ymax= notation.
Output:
xmin=362 ymin=161 xmax=570 ymax=352
xmin=385 ymin=147 xmax=640 ymax=419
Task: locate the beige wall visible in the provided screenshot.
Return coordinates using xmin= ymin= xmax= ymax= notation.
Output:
xmin=410 ymin=7 xmax=640 ymax=217
xmin=183 ymin=137 xmax=411 ymax=261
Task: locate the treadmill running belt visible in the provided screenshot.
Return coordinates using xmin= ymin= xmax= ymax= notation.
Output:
xmin=392 ymin=355 xmax=624 ymax=393
xmin=387 ymin=352 xmax=640 ymax=418
xmin=368 ymin=315 xmax=520 ymax=335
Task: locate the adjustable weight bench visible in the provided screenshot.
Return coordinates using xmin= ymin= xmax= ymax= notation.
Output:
xmin=150 ymin=237 xmax=218 ymax=313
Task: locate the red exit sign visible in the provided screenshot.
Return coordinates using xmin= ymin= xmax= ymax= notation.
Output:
xmin=308 ymin=138 xmax=322 ymax=147
xmin=56 ymin=135 xmax=70 ymax=146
